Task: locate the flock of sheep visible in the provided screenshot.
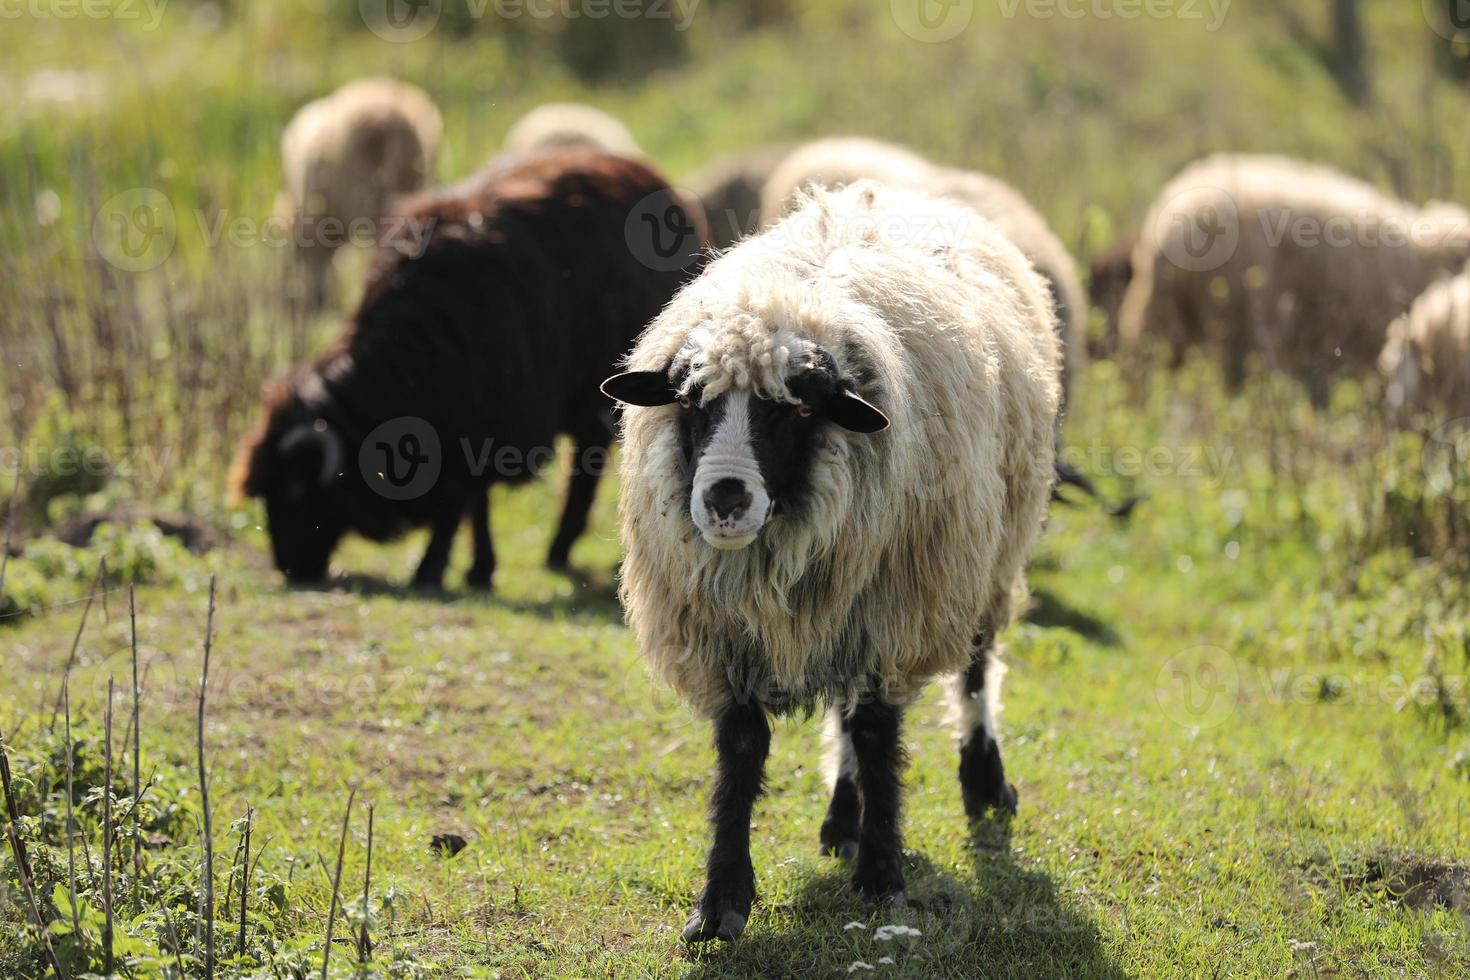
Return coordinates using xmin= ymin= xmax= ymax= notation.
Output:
xmin=241 ymin=77 xmax=1470 ymax=943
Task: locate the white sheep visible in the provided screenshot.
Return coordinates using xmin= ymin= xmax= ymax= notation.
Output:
xmin=501 ymin=102 xmax=642 ymax=157
xmin=1119 ymin=153 xmax=1470 ymax=401
xmin=279 ymin=77 xmax=442 ymax=309
xmin=602 ymin=181 xmax=1061 ymax=943
xmin=1380 ymin=261 xmax=1470 ymax=420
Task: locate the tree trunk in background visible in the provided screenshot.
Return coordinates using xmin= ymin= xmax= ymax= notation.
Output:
xmin=1332 ymin=0 xmax=1372 ymax=104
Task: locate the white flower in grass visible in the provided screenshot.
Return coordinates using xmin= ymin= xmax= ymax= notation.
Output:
xmin=848 ymin=962 xmax=875 ymax=973
xmin=873 ymin=924 xmax=923 ymax=941
xmin=843 ymin=921 xmax=867 ymax=931
xmin=878 ymin=957 xmax=896 ymax=965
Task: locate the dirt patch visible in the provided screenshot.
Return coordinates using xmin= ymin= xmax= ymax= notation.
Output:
xmin=50 ymin=509 xmax=223 ymax=554
xmin=1342 ymin=852 xmax=1470 ymax=914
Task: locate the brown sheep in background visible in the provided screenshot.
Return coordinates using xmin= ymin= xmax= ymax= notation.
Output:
xmin=278 ymin=77 xmax=442 ymax=309
xmin=1119 ymin=154 xmax=1470 ymax=402
xmin=1380 ymin=261 xmax=1470 ymax=421
xmin=1088 ymin=235 xmax=1137 ymax=359
xmin=234 ymin=149 xmax=706 ymax=589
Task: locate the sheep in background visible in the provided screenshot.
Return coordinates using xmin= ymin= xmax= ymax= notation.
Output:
xmin=757 ymin=136 xmax=931 ymax=227
xmin=684 ymin=143 xmax=791 ymax=251
xmin=759 ymin=136 xmax=1122 ymax=510
xmin=1119 ymin=154 xmax=1470 ymax=402
xmin=1088 ymin=234 xmax=1137 ymax=359
xmin=234 ymin=149 xmax=705 ymax=589
xmin=502 ymin=102 xmax=642 ymax=157
xmin=279 ymin=77 xmax=442 ymax=309
xmin=603 ymin=182 xmax=1060 ymax=942
xmin=1380 ymin=262 xmax=1470 ymax=420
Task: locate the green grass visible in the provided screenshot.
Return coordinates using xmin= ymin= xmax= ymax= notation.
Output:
xmin=4 ymin=360 xmax=1470 ymax=976
xmin=4 ymin=1 xmax=1470 ymax=975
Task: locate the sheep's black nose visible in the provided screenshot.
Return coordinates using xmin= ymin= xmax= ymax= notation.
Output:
xmin=705 ymin=478 xmax=753 ymax=520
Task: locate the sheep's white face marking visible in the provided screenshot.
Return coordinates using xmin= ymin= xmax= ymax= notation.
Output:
xmin=690 ymin=390 xmax=772 ymax=549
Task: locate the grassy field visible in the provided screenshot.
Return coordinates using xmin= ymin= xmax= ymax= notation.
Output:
xmin=4 ymin=1 xmax=1470 ymax=977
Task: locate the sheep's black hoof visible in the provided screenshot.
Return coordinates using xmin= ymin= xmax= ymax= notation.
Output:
xmin=682 ymin=907 xmax=747 ymax=944
xmin=464 ymin=566 xmax=494 ymax=591
xmin=963 ymin=781 xmax=1018 ymax=820
xmin=959 ymin=736 xmax=1017 ymax=819
xmin=852 ymin=854 xmax=906 ymax=903
xmin=545 ymin=547 xmax=571 ymax=572
xmin=820 ymin=838 xmax=859 ymax=860
xmin=409 ymin=575 xmax=446 ymax=594
xmin=820 ymin=776 xmax=861 ymax=859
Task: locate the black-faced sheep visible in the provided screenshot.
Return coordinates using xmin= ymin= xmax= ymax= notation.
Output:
xmin=603 ymin=182 xmax=1060 ymax=942
xmin=684 ymin=144 xmax=791 ymax=251
xmin=1380 ymin=261 xmax=1470 ymax=420
xmin=279 ymin=78 xmax=442 ymax=309
xmin=233 ymin=149 xmax=706 ymax=589
xmin=1119 ymin=154 xmax=1470 ymax=401
xmin=501 ymin=102 xmax=642 ymax=158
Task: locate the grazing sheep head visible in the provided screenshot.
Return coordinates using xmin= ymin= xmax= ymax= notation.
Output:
xmin=603 ymin=346 xmax=887 ymax=551
xmin=232 ymin=390 xmax=349 ymax=584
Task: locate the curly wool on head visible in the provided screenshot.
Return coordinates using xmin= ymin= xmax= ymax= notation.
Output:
xmin=615 ymin=181 xmax=1061 ymax=717
xmin=758 ymin=136 xmax=1087 ymax=410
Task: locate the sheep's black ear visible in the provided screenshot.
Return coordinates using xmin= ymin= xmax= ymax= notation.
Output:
xmin=601 ymin=371 xmax=678 ymax=407
xmin=826 ymin=390 xmax=889 ymax=433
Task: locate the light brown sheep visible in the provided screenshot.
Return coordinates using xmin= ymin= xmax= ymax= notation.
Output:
xmin=1380 ymin=262 xmax=1470 ymax=420
xmin=1120 ymin=154 xmax=1470 ymax=401
xmin=279 ymin=78 xmax=441 ymax=309
xmin=501 ymin=102 xmax=641 ymax=158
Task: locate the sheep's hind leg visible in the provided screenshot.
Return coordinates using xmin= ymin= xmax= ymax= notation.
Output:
xmin=818 ymin=703 xmax=861 ymax=859
xmin=953 ymin=631 xmax=1018 ymax=818
xmin=684 ymin=697 xmax=770 ymax=944
xmin=546 ymin=435 xmax=610 ymax=570
xmin=411 ymin=508 xmax=461 ymax=591
xmin=464 ymin=491 xmax=495 ymax=590
xmin=848 ymin=694 xmax=906 ymax=903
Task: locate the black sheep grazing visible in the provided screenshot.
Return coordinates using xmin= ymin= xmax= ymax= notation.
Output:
xmin=232 ymin=148 xmax=707 ymax=588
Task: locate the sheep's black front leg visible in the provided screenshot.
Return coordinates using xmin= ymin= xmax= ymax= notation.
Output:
xmin=546 ymin=436 xmax=610 ymax=570
xmin=684 ymin=697 xmax=770 ymax=944
xmin=955 ymin=632 xmax=1018 ymax=818
xmin=819 ymin=704 xmax=861 ymax=859
xmin=465 ymin=491 xmax=495 ymax=590
xmin=411 ymin=507 xmax=461 ymax=591
xmin=848 ymin=695 xmax=906 ymax=902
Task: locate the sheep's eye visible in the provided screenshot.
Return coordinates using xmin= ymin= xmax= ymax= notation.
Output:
xmin=677 ymin=395 xmax=693 ymax=409
xmin=797 ymin=404 xmax=814 ymax=418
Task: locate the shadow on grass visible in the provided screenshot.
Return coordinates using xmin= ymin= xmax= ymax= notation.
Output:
xmin=683 ymin=815 xmax=1123 ymax=979
xmin=296 ymin=567 xmax=624 ymax=621
xmin=1025 ymin=587 xmax=1122 ymax=648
